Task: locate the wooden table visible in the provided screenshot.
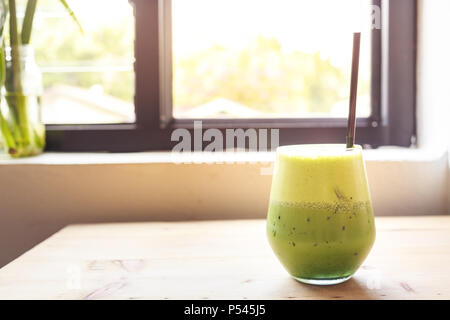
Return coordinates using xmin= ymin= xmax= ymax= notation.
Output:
xmin=0 ymin=216 xmax=449 ymax=300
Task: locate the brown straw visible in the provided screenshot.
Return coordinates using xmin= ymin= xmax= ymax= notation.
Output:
xmin=346 ymin=32 xmax=361 ymax=149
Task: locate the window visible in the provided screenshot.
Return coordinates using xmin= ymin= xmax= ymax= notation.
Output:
xmin=172 ymin=0 xmax=372 ymax=120
xmin=46 ymin=0 xmax=416 ymax=152
xmin=29 ymin=0 xmax=135 ymax=124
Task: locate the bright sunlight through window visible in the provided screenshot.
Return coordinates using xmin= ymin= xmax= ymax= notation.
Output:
xmin=27 ymin=0 xmax=135 ymax=124
xmin=172 ymin=0 xmax=373 ymax=119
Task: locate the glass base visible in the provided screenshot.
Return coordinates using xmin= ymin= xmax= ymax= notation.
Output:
xmin=293 ymin=275 xmax=352 ymax=286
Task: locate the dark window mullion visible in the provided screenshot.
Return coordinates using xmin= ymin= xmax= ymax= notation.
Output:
xmin=133 ymin=0 xmax=161 ymax=128
xmin=384 ymin=0 xmax=416 ymax=146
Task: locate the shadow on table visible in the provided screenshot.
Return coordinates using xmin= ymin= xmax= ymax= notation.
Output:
xmin=271 ymin=276 xmax=382 ymax=300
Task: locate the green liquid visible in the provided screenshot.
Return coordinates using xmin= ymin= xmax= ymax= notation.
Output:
xmin=267 ymin=200 xmax=375 ymax=279
xmin=266 ymin=144 xmax=376 ymax=282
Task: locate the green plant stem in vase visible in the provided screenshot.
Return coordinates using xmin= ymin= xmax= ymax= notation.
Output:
xmin=0 ymin=0 xmax=82 ymax=157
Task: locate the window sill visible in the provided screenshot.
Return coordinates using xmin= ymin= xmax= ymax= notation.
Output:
xmin=0 ymin=147 xmax=446 ymax=221
xmin=0 ymin=146 xmax=447 ymax=165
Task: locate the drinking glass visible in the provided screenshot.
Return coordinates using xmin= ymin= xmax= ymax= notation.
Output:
xmin=266 ymin=144 xmax=376 ymax=285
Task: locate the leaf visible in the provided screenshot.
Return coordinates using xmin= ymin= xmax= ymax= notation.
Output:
xmin=0 ymin=41 xmax=4 ymax=86
xmin=0 ymin=0 xmax=8 ymax=40
xmin=0 ymin=0 xmax=7 ymax=86
xmin=21 ymin=0 xmax=38 ymax=45
xmin=58 ymin=0 xmax=83 ymax=35
xmin=22 ymin=0 xmax=83 ymax=44
xmin=8 ymin=0 xmax=19 ymax=46
xmin=8 ymin=0 xmax=23 ymax=93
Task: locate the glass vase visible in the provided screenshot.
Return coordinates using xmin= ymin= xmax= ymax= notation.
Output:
xmin=0 ymin=45 xmax=45 ymax=157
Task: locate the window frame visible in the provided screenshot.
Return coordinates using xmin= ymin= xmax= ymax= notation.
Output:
xmin=45 ymin=0 xmax=416 ymax=152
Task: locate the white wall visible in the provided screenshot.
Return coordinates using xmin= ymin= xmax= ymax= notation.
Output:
xmin=416 ymin=0 xmax=450 ymax=151
xmin=416 ymin=0 xmax=450 ymax=213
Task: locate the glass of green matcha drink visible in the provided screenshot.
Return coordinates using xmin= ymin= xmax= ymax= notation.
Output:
xmin=266 ymin=144 xmax=375 ymax=285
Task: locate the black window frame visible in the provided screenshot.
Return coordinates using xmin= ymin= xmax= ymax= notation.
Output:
xmin=45 ymin=0 xmax=416 ymax=152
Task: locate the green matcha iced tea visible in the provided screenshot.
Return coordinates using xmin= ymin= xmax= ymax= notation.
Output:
xmin=267 ymin=144 xmax=375 ymax=285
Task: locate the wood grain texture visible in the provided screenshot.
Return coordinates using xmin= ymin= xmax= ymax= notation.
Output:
xmin=0 ymin=216 xmax=449 ymax=300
